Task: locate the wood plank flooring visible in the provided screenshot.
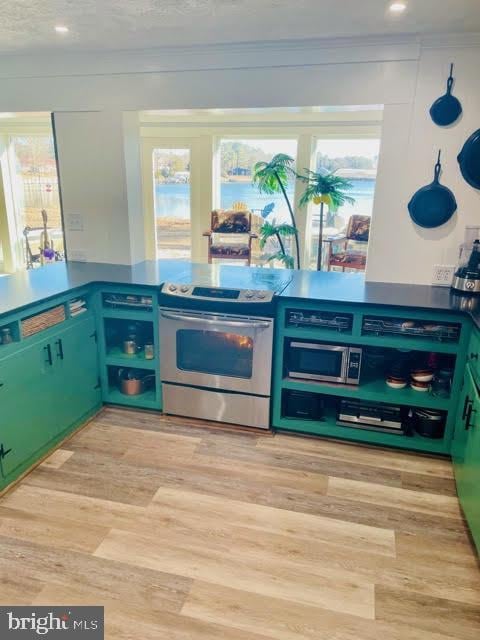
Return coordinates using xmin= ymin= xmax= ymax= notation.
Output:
xmin=0 ymin=407 xmax=479 ymax=639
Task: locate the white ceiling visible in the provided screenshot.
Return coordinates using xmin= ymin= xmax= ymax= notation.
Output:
xmin=1 ymin=0 xmax=479 ymax=54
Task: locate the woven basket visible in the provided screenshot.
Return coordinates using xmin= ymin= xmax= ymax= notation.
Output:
xmin=21 ymin=305 xmax=66 ymax=338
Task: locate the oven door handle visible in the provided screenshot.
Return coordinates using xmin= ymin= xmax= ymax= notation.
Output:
xmin=160 ymin=311 xmax=271 ymax=329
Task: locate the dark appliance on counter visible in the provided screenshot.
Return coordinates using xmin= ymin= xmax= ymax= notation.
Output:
xmin=452 ymin=238 xmax=480 ymax=294
xmin=337 ymin=399 xmax=404 ymax=434
xmin=159 ymin=267 xmax=292 ymax=430
xmin=282 ymin=390 xmax=324 ymax=421
xmin=286 ymin=340 xmax=362 ymax=385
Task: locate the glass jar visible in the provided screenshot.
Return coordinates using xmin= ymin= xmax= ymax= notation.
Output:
xmin=432 ymin=368 xmax=453 ymax=398
xmin=144 ymin=342 xmax=154 ymax=360
xmin=1 ymin=327 xmax=13 ymax=345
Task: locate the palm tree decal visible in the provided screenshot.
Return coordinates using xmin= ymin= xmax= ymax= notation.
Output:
xmin=253 ymin=154 xmax=300 ymax=269
xmin=298 ymin=169 xmax=355 ymax=271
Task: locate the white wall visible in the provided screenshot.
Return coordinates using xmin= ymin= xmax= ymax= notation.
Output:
xmin=53 ymin=111 xmax=145 ymax=264
xmin=368 ymin=45 xmax=480 ymax=284
xmin=1 ymin=34 xmax=479 ymax=280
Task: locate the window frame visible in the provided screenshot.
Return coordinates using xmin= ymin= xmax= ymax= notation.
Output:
xmin=0 ymin=120 xmax=63 ymax=273
xmin=140 ymin=116 xmax=383 ymax=269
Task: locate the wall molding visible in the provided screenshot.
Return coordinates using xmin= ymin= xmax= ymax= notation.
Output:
xmin=0 ymin=34 xmax=422 ymax=80
xmin=0 ymin=32 xmax=478 ymax=82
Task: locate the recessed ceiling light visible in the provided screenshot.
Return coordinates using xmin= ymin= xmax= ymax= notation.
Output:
xmin=54 ymin=25 xmax=69 ymax=34
xmin=389 ymin=2 xmax=407 ymax=12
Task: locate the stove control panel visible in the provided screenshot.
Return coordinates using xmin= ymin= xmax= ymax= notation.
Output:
xmin=162 ymin=283 xmax=274 ymax=303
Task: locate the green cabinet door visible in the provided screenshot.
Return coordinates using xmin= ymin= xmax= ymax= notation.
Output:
xmin=452 ymin=365 xmax=480 ymax=552
xmin=52 ymin=315 xmax=101 ymax=436
xmin=0 ymin=338 xmax=56 ymax=480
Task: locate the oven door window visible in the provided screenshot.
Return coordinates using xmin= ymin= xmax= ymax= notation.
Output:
xmin=177 ymin=329 xmax=254 ymax=378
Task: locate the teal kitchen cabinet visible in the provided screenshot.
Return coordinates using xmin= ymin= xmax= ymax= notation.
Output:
xmin=0 ymin=336 xmax=57 ymax=480
xmin=0 ymin=314 xmax=101 ymax=488
xmin=452 ymin=364 xmax=480 ymax=551
xmin=51 ymin=315 xmax=101 ymax=437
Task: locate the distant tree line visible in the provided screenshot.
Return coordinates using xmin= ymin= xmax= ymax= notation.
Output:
xmin=153 ymin=142 xmax=377 ymax=183
xmin=316 ymin=151 xmax=378 ymax=172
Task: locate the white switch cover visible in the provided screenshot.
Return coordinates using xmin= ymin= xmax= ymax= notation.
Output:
xmin=69 ymin=250 xmax=87 ymax=262
xmin=432 ymin=264 xmax=455 ymax=287
xmin=67 ymin=213 xmax=84 ymax=231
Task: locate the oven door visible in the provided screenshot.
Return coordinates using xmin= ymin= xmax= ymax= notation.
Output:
xmin=287 ymin=341 xmax=348 ymax=383
xmin=159 ymin=308 xmax=274 ymax=396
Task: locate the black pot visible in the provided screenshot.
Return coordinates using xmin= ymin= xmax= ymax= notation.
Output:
xmin=412 ymin=409 xmax=446 ymax=439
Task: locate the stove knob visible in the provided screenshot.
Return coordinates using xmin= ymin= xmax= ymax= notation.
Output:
xmin=245 ymin=290 xmax=254 ymax=299
xmin=168 ymin=284 xmax=177 ymax=292
xmin=180 ymin=285 xmax=189 ymax=293
xmin=256 ymin=291 xmax=266 ymax=299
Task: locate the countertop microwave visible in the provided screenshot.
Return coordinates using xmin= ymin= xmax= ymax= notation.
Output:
xmin=287 ymin=341 xmax=362 ymax=385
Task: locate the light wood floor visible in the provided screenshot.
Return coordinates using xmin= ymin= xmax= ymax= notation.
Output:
xmin=0 ymin=407 xmax=479 ymax=639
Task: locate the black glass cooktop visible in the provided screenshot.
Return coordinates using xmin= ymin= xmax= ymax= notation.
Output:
xmin=171 ymin=263 xmax=292 ymax=294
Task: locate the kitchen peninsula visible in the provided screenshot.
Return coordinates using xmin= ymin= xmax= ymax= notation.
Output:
xmin=0 ymin=260 xmax=479 ymax=553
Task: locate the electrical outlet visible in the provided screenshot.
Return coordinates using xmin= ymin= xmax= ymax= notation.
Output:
xmin=69 ymin=250 xmax=87 ymax=262
xmin=432 ymin=264 xmax=455 ymax=287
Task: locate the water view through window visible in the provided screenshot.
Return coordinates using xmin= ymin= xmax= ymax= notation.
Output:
xmin=309 ymin=138 xmax=379 ymax=270
xmin=153 ymin=148 xmax=191 ymax=260
xmin=153 ymin=138 xmax=378 ymax=266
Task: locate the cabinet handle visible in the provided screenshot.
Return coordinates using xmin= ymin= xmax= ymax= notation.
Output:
xmin=55 ymin=338 xmax=64 ymax=360
xmin=462 ymin=394 xmax=470 ymax=420
xmin=0 ymin=444 xmax=12 ymax=459
xmin=465 ymin=402 xmax=477 ymax=430
xmin=44 ymin=344 xmax=53 ymax=366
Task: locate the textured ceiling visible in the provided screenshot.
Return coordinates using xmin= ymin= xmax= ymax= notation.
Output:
xmin=1 ymin=0 xmax=480 ymax=53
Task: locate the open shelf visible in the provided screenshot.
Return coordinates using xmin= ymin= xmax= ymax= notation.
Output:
xmin=0 ymin=320 xmax=20 ymax=349
xmin=105 ymin=346 xmax=156 ymax=369
xmin=282 ymin=327 xmax=460 ymax=354
xmin=275 ymin=413 xmax=449 ymax=454
xmin=281 ymin=376 xmax=451 ymax=411
xmin=105 ymin=386 xmax=159 ymax=409
xmin=102 ymin=308 xmax=155 ymax=321
xmin=275 ymin=393 xmax=449 ymax=454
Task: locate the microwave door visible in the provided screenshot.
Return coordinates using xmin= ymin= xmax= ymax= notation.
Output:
xmin=289 ymin=342 xmax=348 ymax=383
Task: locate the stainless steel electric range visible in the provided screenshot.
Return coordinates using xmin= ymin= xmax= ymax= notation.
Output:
xmin=159 ymin=265 xmax=291 ymax=429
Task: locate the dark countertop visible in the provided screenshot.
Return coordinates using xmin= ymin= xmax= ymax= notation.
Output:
xmin=282 ymin=270 xmax=460 ymax=310
xmin=1 ymin=260 xmax=478 ymax=326
xmin=0 ymin=260 xmax=184 ymax=318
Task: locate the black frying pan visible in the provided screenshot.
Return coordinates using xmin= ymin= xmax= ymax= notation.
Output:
xmin=408 ymin=151 xmax=457 ymax=228
xmin=429 ymin=64 xmax=462 ymax=127
xmin=458 ymin=129 xmax=480 ymax=189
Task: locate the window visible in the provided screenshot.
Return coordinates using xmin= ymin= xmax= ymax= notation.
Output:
xmin=308 ymin=138 xmax=380 ymax=270
xmin=152 ymin=148 xmax=191 ymax=260
xmin=219 ymin=138 xmax=297 ymax=266
xmin=2 ymin=132 xmax=64 ymax=270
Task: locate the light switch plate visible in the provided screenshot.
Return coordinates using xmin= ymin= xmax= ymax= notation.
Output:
xmin=69 ymin=250 xmax=87 ymax=262
xmin=432 ymin=264 xmax=455 ymax=287
xmin=67 ymin=213 xmax=84 ymax=231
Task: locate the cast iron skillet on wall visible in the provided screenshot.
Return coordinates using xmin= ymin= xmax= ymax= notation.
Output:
xmin=408 ymin=150 xmax=457 ymax=228
xmin=458 ymin=129 xmax=480 ymax=189
xmin=429 ymin=63 xmax=462 ymax=127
